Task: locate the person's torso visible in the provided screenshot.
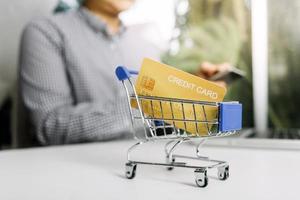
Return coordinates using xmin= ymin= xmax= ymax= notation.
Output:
xmin=48 ymin=8 xmax=163 ymax=105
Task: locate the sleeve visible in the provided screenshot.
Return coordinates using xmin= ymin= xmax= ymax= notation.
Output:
xmin=19 ymin=19 xmax=132 ymax=145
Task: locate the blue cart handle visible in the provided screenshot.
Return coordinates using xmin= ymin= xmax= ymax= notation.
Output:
xmin=115 ymin=66 xmax=139 ymax=81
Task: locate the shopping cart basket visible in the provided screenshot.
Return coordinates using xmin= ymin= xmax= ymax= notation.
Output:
xmin=115 ymin=66 xmax=242 ymax=187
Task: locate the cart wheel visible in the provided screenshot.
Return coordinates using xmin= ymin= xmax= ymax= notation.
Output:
xmin=194 ymin=168 xmax=208 ymax=187
xmin=166 ymin=157 xmax=175 ymax=171
xmin=218 ymin=165 xmax=229 ymax=181
xmin=125 ymin=162 xmax=137 ymax=179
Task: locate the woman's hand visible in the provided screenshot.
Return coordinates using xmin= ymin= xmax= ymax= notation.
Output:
xmin=195 ymin=62 xmax=232 ymax=88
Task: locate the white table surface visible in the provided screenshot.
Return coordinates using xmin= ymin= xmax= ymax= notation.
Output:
xmin=0 ymin=139 xmax=299 ymax=200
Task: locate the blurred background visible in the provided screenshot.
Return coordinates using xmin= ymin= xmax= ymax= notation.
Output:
xmin=1 ymin=0 xmax=300 ymax=149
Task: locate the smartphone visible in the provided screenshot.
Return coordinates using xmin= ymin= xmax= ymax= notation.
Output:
xmin=209 ymin=67 xmax=246 ymax=85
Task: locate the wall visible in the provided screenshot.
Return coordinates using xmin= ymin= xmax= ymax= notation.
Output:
xmin=0 ymin=0 xmax=57 ymax=107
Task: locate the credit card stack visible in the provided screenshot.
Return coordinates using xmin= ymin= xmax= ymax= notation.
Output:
xmin=132 ymin=58 xmax=227 ymax=136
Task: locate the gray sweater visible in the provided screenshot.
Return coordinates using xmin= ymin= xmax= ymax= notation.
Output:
xmin=19 ymin=7 xmax=161 ymax=145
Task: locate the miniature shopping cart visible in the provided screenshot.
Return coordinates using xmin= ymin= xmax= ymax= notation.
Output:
xmin=115 ymin=66 xmax=242 ymax=187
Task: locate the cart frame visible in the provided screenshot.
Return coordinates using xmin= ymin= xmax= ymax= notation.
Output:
xmin=115 ymin=66 xmax=242 ymax=187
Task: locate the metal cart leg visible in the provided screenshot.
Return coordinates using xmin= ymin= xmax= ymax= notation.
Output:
xmin=196 ymin=139 xmax=207 ymax=158
xmin=164 ymin=139 xmax=186 ymax=170
xmin=195 ymin=139 xmax=230 ymax=182
xmin=125 ymin=142 xmax=143 ymax=179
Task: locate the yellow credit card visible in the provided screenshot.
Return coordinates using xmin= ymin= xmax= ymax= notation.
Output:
xmin=132 ymin=58 xmax=227 ymax=136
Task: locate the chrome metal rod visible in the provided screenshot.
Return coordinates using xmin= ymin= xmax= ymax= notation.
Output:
xmin=196 ymin=139 xmax=207 ymax=158
xmin=127 ymin=141 xmax=144 ymax=161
